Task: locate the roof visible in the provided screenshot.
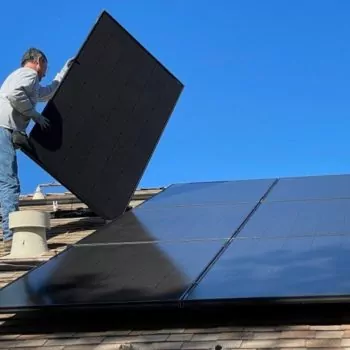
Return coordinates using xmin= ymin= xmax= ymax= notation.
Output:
xmin=0 ymin=187 xmax=163 ymax=275
xmin=1 ymin=187 xmax=350 ymax=349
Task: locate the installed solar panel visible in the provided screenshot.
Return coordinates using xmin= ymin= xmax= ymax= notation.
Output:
xmin=185 ymin=235 xmax=350 ymax=302
xmin=24 ymin=11 xmax=183 ymax=220
xmin=266 ymin=174 xmax=350 ymax=201
xmin=77 ymin=203 xmax=256 ymax=244
xmin=237 ymin=199 xmax=350 ymax=238
xmin=0 ymin=241 xmax=224 ymax=310
xmin=141 ymin=179 xmax=276 ymax=208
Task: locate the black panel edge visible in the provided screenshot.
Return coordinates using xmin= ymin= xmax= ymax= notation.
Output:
xmin=180 ymin=178 xmax=280 ymax=301
xmin=3 ymin=292 xmax=350 ymax=315
xmin=0 ymin=299 xmax=180 ymax=314
xmin=4 ymin=297 xmax=350 ymax=333
xmin=182 ymin=295 xmax=350 ymax=307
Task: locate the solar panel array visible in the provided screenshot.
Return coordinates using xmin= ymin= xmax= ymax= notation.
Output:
xmin=1 ymin=174 xmax=350 ymax=311
xmin=23 ymin=10 xmax=183 ymax=220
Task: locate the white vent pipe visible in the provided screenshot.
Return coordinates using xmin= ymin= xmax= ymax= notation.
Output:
xmin=8 ymin=210 xmax=50 ymax=258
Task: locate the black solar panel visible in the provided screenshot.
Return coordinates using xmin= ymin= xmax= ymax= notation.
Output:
xmin=77 ymin=203 xmax=256 ymax=244
xmin=23 ymin=11 xmax=183 ymax=220
xmin=0 ymin=241 xmax=224 ymax=309
xmin=266 ymin=174 xmax=350 ymax=201
xmin=185 ymin=235 xmax=350 ymax=302
xmin=141 ymin=179 xmax=276 ymax=208
xmin=238 ymin=199 xmax=350 ymax=238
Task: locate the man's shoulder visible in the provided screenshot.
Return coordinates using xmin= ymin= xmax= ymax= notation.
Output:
xmin=12 ymin=67 xmax=38 ymax=79
xmin=0 ymin=67 xmax=39 ymax=92
xmin=4 ymin=67 xmax=38 ymax=84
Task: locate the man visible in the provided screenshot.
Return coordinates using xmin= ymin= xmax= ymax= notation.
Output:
xmin=0 ymin=48 xmax=72 ymax=254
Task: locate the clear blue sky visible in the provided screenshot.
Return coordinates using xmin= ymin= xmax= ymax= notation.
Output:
xmin=1 ymin=0 xmax=350 ymax=195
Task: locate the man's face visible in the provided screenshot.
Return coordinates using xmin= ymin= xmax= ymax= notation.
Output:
xmin=36 ymin=57 xmax=48 ymax=81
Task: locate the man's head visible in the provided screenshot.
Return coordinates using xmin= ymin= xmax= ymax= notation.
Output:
xmin=21 ymin=48 xmax=48 ymax=81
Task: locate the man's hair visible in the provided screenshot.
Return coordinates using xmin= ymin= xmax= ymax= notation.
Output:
xmin=21 ymin=47 xmax=47 ymax=67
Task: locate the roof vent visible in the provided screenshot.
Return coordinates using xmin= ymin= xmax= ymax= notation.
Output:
xmin=32 ymin=185 xmax=45 ymax=200
xmin=5 ymin=210 xmax=50 ymax=258
xmin=32 ymin=182 xmax=63 ymax=200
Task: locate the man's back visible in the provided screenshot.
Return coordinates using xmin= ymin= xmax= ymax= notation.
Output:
xmin=0 ymin=67 xmax=40 ymax=132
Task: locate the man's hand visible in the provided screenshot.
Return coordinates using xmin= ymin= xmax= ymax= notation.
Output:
xmin=12 ymin=131 xmax=30 ymax=150
xmin=66 ymin=57 xmax=75 ymax=68
xmin=36 ymin=115 xmax=50 ymax=129
xmin=55 ymin=57 xmax=76 ymax=83
xmin=63 ymin=57 xmax=75 ymax=74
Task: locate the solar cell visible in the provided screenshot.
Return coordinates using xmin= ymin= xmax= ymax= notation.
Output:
xmin=23 ymin=11 xmax=183 ymax=220
xmin=185 ymin=235 xmax=350 ymax=302
xmin=0 ymin=241 xmax=225 ymax=310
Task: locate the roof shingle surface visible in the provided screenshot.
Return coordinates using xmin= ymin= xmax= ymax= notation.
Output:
xmin=2 ymin=320 xmax=350 ymax=349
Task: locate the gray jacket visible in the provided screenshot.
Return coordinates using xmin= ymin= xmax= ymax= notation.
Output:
xmin=0 ymin=64 xmax=68 ymax=132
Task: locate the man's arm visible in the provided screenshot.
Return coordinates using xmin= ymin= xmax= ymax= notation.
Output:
xmin=37 ymin=80 xmax=60 ymax=102
xmin=37 ymin=58 xmax=74 ymax=102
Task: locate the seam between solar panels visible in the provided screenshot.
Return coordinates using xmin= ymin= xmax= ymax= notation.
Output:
xmin=234 ymin=232 xmax=350 ymax=239
xmin=179 ymin=178 xmax=280 ymax=303
xmin=74 ymin=238 xmax=228 ymax=247
xmin=263 ymin=196 xmax=350 ymax=203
